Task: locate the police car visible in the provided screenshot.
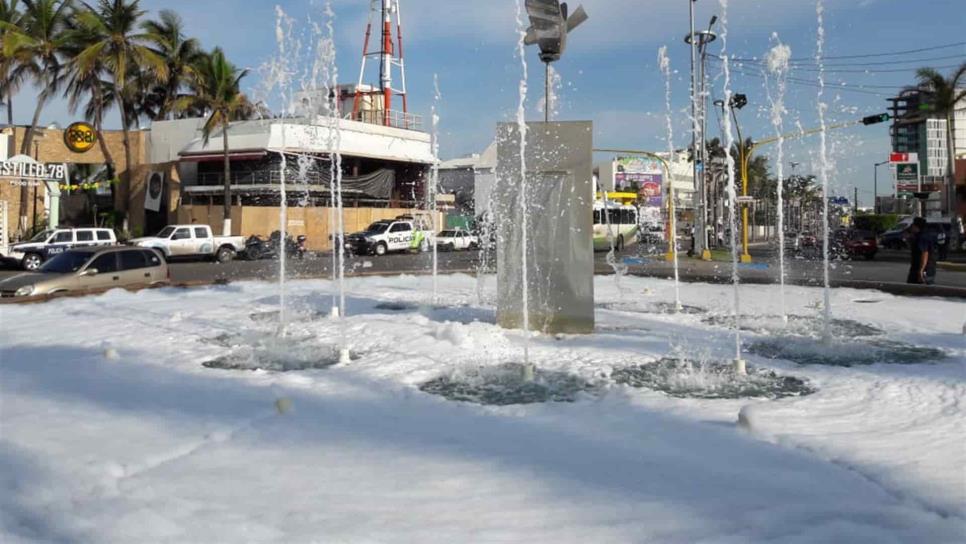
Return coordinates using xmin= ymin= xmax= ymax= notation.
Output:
xmin=8 ymin=228 xmax=117 ymax=271
xmin=344 ymin=217 xmax=435 ymax=256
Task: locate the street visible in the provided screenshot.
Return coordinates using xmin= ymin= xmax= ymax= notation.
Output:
xmin=3 ymin=246 xmax=963 ymax=293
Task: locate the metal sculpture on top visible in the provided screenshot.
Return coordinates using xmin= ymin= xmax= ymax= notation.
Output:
xmin=524 ymin=1 xmax=588 ymax=121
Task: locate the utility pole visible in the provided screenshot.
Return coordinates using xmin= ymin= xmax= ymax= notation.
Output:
xmin=873 ymin=160 xmax=888 ymax=215
xmin=854 ymin=186 xmax=859 ymax=216
xmin=686 ymin=0 xmax=702 ymax=258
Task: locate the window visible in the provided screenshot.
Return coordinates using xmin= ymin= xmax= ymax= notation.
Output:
xmin=389 ymin=223 xmax=411 ymax=233
xmin=76 ymin=231 xmax=94 ymax=242
xmin=97 ymin=230 xmax=113 ymax=241
xmin=607 ymin=209 xmax=620 ymax=225
xmin=193 ymin=227 xmax=209 ymax=239
xmin=141 ymin=250 xmax=162 ymax=266
xmin=40 ymin=251 xmax=96 ymax=273
xmin=593 ymin=210 xmax=601 ymax=224
xmin=119 ymin=250 xmax=147 ymax=271
xmin=172 ymin=228 xmax=192 ymax=240
xmin=53 ymin=231 xmax=73 ymax=243
xmin=89 ymin=253 xmax=118 ymax=273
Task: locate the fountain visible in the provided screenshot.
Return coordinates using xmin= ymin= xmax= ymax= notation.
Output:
xmin=429 ymin=74 xmax=441 ymax=306
xmin=764 ymin=36 xmax=791 ymax=324
xmin=612 ymin=358 xmax=814 ymax=400
xmin=717 ymin=0 xmax=746 ymax=375
xmin=816 ymin=0 xmax=833 ymax=340
xmin=419 ymin=362 xmax=600 ymax=406
xmin=658 ymin=45 xmax=682 ymax=312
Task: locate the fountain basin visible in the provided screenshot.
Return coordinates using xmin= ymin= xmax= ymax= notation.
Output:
xmin=611 ymin=358 xmax=815 ymax=400
xmin=703 ymin=314 xmax=883 ymax=338
xmin=748 ymin=337 xmax=946 ymax=367
xmin=419 ymin=362 xmax=600 ymax=406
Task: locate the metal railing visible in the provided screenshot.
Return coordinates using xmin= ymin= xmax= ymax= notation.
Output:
xmin=345 ymin=109 xmax=423 ymax=131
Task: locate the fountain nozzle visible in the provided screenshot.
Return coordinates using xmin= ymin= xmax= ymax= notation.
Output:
xmin=734 ymin=359 xmax=747 ymax=376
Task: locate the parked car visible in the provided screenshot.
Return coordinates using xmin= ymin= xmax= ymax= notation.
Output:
xmin=0 ymin=246 xmax=167 ymax=298
xmin=841 ymin=229 xmax=878 ymax=260
xmin=436 ymin=229 xmax=479 ymax=251
xmin=879 ymin=217 xmax=957 ymax=256
xmin=879 ymin=218 xmax=913 ymax=250
xmin=343 ymin=218 xmax=434 ymax=256
xmin=6 ymin=227 xmax=117 ymax=271
xmin=129 ymin=225 xmax=246 ymax=263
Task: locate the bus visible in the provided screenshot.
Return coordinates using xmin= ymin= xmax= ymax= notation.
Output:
xmin=593 ymin=200 xmax=639 ymax=252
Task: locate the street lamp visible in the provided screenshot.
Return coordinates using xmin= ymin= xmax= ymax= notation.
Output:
xmin=686 ymin=14 xmax=717 ymax=261
xmin=714 ymin=94 xmax=752 ymax=263
xmin=873 ymin=160 xmax=889 ymax=215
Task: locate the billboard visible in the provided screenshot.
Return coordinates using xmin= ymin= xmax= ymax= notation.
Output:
xmin=615 ymin=157 xmax=663 ymax=207
xmin=894 ymin=162 xmax=920 ymax=197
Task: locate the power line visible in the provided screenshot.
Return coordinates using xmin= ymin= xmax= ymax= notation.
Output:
xmin=729 ymin=40 xmax=966 ymax=63
xmin=725 ymin=67 xmax=896 ymax=96
xmin=712 ymin=55 xmax=960 ymax=74
xmin=718 ymin=53 xmax=965 ymax=68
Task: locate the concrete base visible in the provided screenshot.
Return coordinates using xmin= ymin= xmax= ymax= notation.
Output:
xmin=495 ymin=121 xmax=595 ymax=334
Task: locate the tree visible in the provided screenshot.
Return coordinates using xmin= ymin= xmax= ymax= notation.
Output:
xmin=0 ymin=0 xmax=25 ymax=135
xmin=73 ymin=0 xmax=166 ymax=226
xmin=63 ymin=6 xmax=116 ymax=185
xmin=141 ymin=9 xmax=200 ymax=121
xmin=177 ymin=47 xmax=248 ymax=236
xmin=916 ymin=63 xmax=966 ymax=218
xmin=2 ymin=0 xmax=73 ymax=235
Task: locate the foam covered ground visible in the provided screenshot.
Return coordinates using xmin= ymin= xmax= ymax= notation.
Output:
xmin=1 ymin=274 xmax=964 ymax=542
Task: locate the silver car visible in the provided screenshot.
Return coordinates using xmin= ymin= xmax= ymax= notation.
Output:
xmin=0 ymin=247 xmax=168 ymax=298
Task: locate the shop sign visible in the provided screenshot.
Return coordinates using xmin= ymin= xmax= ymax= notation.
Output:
xmin=0 ymin=155 xmax=68 ymax=186
xmin=64 ymin=122 xmax=98 ymax=153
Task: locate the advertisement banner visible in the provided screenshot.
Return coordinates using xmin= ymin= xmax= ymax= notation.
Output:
xmin=615 ymin=157 xmax=663 ymax=206
xmin=144 ymin=171 xmax=164 ymax=212
xmin=894 ymin=162 xmax=920 ymax=197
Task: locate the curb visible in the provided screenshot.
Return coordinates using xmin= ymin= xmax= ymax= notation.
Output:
xmin=938 ymin=261 xmax=966 ymax=272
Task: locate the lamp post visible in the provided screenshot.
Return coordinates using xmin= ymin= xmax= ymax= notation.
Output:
xmin=714 ymin=94 xmax=752 ymax=262
xmin=873 ymin=160 xmax=888 ymax=215
xmin=686 ymin=13 xmax=717 ymax=261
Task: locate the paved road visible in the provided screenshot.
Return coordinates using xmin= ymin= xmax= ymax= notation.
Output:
xmin=2 ymin=246 xmax=964 ymax=292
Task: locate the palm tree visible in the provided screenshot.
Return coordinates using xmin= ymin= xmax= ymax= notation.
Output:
xmin=2 ymin=0 xmax=73 ymax=234
xmin=0 ymin=0 xmax=25 ymax=134
xmin=63 ymin=7 xmax=116 ymax=180
xmin=141 ymin=9 xmax=200 ymax=121
xmin=73 ymin=0 xmax=166 ymax=226
xmin=177 ymin=47 xmax=248 ymax=236
xmin=916 ymin=63 xmax=966 ymax=218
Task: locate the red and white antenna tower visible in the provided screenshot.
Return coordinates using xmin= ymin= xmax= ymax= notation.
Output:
xmin=354 ymin=0 xmax=408 ymax=128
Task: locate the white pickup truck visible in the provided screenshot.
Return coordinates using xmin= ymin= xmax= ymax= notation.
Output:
xmin=130 ymin=225 xmax=245 ymax=263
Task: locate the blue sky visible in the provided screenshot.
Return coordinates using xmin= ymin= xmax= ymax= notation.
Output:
xmin=11 ymin=0 xmax=966 ymax=206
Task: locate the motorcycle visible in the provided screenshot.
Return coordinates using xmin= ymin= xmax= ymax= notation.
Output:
xmin=296 ymin=235 xmax=308 ymax=260
xmin=244 ymin=231 xmax=299 ymax=260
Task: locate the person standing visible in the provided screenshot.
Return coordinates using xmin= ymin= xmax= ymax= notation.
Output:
xmin=907 ymin=217 xmax=937 ymax=285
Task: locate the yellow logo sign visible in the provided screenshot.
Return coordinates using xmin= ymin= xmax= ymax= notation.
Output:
xmin=64 ymin=122 xmax=97 ymax=153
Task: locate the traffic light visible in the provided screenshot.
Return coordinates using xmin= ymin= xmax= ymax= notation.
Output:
xmin=861 ymin=113 xmax=891 ymax=125
xmin=730 ymin=93 xmax=748 ymax=110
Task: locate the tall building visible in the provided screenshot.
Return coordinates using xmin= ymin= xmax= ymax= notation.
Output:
xmin=887 ymin=87 xmax=947 ymax=179
xmin=887 ymin=86 xmax=965 ymax=215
